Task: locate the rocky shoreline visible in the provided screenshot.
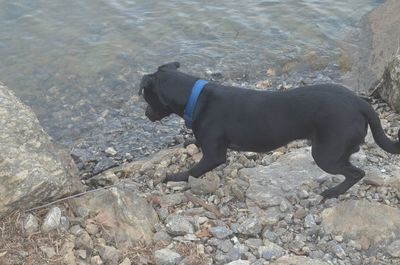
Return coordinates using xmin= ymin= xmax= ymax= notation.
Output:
xmin=1 ymin=89 xmax=400 ymax=264
xmin=1 ymin=1 xmax=400 ymax=264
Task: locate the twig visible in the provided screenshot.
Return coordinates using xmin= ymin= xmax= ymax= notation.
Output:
xmin=25 ymin=183 xmax=123 ymax=212
xmin=370 ymin=78 xmax=384 ymax=97
xmin=184 ymin=191 xmax=223 ymax=218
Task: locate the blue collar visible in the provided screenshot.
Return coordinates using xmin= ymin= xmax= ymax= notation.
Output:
xmin=184 ymin=79 xmax=208 ymax=128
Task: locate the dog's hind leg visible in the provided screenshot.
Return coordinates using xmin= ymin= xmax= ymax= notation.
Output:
xmin=311 ymin=132 xmax=365 ymax=199
xmin=319 ymin=163 xmax=365 ymax=199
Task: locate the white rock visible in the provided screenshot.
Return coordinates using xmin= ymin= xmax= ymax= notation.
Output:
xmin=41 ymin=207 xmax=62 ymax=232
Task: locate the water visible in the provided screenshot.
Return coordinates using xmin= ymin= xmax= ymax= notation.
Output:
xmin=0 ymin=0 xmax=384 ymax=172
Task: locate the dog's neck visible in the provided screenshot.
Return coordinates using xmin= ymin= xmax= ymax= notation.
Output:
xmin=159 ymin=74 xmax=200 ymax=118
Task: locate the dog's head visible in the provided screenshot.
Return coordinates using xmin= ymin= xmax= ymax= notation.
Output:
xmin=139 ymin=62 xmax=180 ymax=122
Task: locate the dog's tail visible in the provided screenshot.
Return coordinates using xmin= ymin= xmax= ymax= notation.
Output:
xmin=362 ymin=101 xmax=400 ymax=154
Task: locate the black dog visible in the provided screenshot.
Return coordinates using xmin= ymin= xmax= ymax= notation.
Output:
xmin=139 ymin=62 xmax=400 ymax=199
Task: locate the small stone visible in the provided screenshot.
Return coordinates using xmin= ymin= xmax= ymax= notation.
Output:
xmin=153 ymin=167 xmax=167 ymax=185
xmin=188 ymin=172 xmax=220 ymax=195
xmin=186 ymin=144 xmax=199 ymax=156
xmin=358 ymin=236 xmax=370 ymax=250
xmin=244 ymin=238 xmax=263 ymax=250
xmin=105 ymin=147 xmax=118 ymax=156
xmin=258 ymin=240 xmax=285 ymax=261
xmin=293 ymin=208 xmax=307 ymax=219
xmin=86 ymin=222 xmax=99 ymax=235
xmin=238 ymin=218 xmax=262 ymax=236
xmin=40 ymin=246 xmax=56 ymax=258
xmin=279 ymin=200 xmax=290 ymax=212
xmin=60 ymin=216 xmax=70 ymax=231
xmin=154 ymin=248 xmax=182 ymax=265
xmin=226 ymin=260 xmax=250 ymax=265
xmin=219 ymin=240 xmax=234 ymax=253
xmin=333 ymin=244 xmax=346 ymax=259
xmin=304 ymin=214 xmax=316 ymax=228
xmin=297 ymin=190 xmax=309 ymax=199
xmin=348 ymin=240 xmax=362 ymax=251
xmin=364 ymin=172 xmax=385 ymax=186
xmin=119 ymin=257 xmax=131 ymax=265
xmin=334 ymin=235 xmax=344 ymax=243
xmin=256 ymin=80 xmax=272 ymax=89
xmin=387 ymin=240 xmax=400 ymax=258
xmin=70 ymin=225 xmax=85 ymax=236
xmin=91 ymin=255 xmax=103 ymax=265
xmin=154 ymin=230 xmax=172 ymax=242
xmin=209 ymin=226 xmax=233 ymax=239
xmin=76 ymin=249 xmax=87 ymax=259
xmin=98 ymin=244 xmax=121 ymax=265
xmin=75 ymin=231 xmax=93 ymax=250
xmin=23 ymin=214 xmax=39 ymax=234
xmin=166 ymin=214 xmax=194 ymax=236
xmin=42 ymin=207 xmax=62 ymax=232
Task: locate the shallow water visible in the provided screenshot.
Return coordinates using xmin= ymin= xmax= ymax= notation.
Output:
xmin=0 ymin=0 xmax=385 ymax=168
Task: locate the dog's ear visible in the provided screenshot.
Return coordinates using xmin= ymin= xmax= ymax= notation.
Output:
xmin=139 ymin=74 xmax=155 ymax=95
xmin=158 ymin=62 xmax=180 ymax=71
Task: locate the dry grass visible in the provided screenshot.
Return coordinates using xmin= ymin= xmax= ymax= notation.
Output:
xmin=0 ymin=211 xmax=68 ymax=265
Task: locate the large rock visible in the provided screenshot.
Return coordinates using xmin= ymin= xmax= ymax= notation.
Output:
xmin=344 ymin=0 xmax=400 ymax=93
xmin=240 ymin=147 xmax=330 ymax=210
xmin=377 ymin=55 xmax=400 ymax=112
xmin=71 ymin=185 xmax=158 ymax=245
xmin=321 ymin=199 xmax=400 ymax=244
xmin=0 ymin=83 xmax=84 ymax=215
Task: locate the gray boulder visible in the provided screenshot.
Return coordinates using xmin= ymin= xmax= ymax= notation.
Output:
xmin=0 ymin=83 xmax=84 ymax=216
xmin=240 ymin=147 xmax=329 ymax=210
xmin=71 ymin=185 xmax=158 ymax=244
xmin=322 ymin=199 xmax=400 ymax=244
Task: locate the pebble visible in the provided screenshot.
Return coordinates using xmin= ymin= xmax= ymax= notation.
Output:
xmin=387 ymin=240 xmax=400 ymax=258
xmin=42 ymin=207 xmax=62 ymax=232
xmin=238 ymin=218 xmax=262 ymax=236
xmin=258 ymin=240 xmax=285 ymax=261
xmin=23 ymin=214 xmax=39 ymax=234
xmin=97 ymin=244 xmax=121 ymax=265
xmin=119 ymin=257 xmax=132 ymax=265
xmin=165 ymin=214 xmax=195 ymax=236
xmin=304 ymin=214 xmax=316 ymax=228
xmin=209 ymin=226 xmax=233 ymax=239
xmin=154 ymin=248 xmax=182 ymax=265
xmin=105 ymin=147 xmax=118 ymax=156
xmin=91 ymin=255 xmax=103 ymax=265
xmin=40 ymin=246 xmax=56 ymax=258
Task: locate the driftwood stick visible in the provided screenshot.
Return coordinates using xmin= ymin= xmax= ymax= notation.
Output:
xmin=25 ymin=183 xmax=122 ymax=212
xmin=184 ymin=191 xmax=223 ymax=218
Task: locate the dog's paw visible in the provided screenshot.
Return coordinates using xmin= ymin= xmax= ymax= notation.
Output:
xmin=320 ymin=189 xmax=339 ymax=200
xmin=163 ymin=171 xmax=190 ymax=183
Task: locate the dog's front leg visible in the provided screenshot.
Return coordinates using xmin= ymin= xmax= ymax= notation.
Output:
xmin=165 ymin=143 xmax=227 ymax=182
